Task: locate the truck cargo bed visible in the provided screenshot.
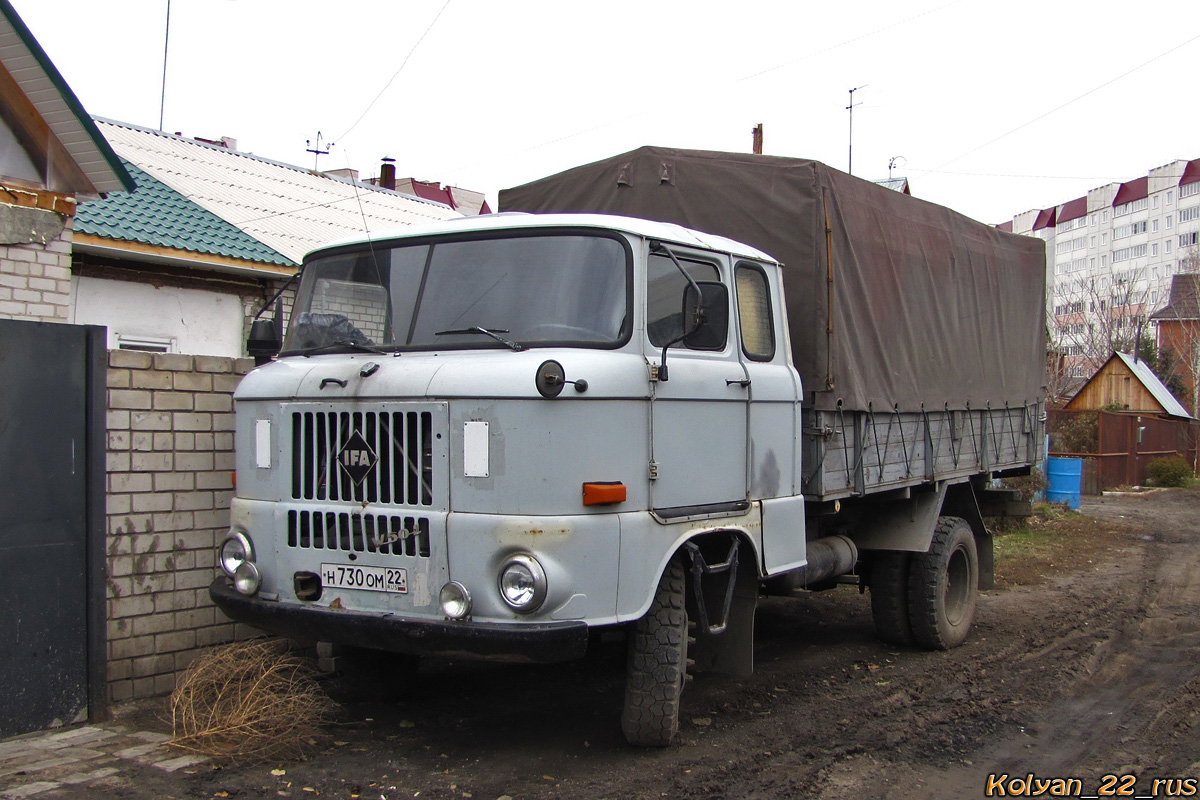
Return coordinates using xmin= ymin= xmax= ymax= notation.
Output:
xmin=802 ymin=403 xmax=1044 ymax=501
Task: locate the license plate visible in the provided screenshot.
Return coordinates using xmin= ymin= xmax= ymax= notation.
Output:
xmin=321 ymin=563 xmax=408 ymax=593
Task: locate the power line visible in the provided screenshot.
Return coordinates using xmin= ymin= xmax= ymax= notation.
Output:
xmin=336 ymin=0 xmax=454 ymax=143
xmin=438 ymin=0 xmax=964 ymax=179
xmin=922 ymin=31 xmax=1200 ymax=175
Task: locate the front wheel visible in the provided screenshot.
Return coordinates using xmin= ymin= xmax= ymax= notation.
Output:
xmin=907 ymin=516 xmax=979 ymax=650
xmin=621 ymin=557 xmax=688 ymax=746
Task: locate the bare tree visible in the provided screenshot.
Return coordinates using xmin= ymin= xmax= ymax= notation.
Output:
xmin=1151 ymin=244 xmax=1200 ymax=415
xmin=1048 ymin=261 xmax=1152 ymax=398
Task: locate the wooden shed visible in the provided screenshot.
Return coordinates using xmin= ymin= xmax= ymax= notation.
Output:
xmin=1051 ymin=352 xmax=1196 ymax=490
xmin=1066 ymin=352 xmax=1192 ymax=418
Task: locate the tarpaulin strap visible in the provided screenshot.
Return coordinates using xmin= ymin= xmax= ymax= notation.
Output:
xmin=837 ymin=403 xmax=854 ymax=490
xmin=966 ymin=405 xmax=980 ymax=468
xmin=897 ymin=404 xmax=913 ymax=478
xmin=946 ymin=403 xmax=961 ymax=469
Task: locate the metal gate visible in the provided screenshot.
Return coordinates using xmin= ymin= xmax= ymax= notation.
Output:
xmin=0 ymin=319 xmax=107 ymax=738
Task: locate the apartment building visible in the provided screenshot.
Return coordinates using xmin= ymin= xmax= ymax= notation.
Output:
xmin=1003 ymin=158 xmax=1200 ymax=381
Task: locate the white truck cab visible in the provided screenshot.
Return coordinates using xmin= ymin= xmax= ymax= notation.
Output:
xmin=213 ymin=213 xmax=814 ymax=744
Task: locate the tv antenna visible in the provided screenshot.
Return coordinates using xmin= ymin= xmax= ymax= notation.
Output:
xmin=846 ymin=85 xmax=866 ymax=175
xmin=306 ymin=132 xmax=335 ymax=171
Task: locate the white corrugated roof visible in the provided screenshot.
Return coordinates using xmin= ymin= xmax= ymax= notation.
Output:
xmin=1115 ymin=351 xmax=1194 ymax=419
xmin=97 ymin=120 xmax=462 ymax=262
xmin=0 ymin=9 xmax=132 ymax=195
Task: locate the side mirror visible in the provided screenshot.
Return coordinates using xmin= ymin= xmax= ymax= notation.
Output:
xmin=681 ymin=281 xmax=729 ymax=350
xmin=247 ymin=318 xmax=281 ymax=365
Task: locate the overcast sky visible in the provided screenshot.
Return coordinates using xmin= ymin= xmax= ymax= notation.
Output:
xmin=13 ymin=0 xmax=1200 ymax=225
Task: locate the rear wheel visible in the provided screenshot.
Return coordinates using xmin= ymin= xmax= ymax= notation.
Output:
xmin=907 ymin=516 xmax=979 ymax=650
xmin=621 ymin=556 xmax=688 ymax=746
xmin=869 ymin=550 xmax=915 ymax=646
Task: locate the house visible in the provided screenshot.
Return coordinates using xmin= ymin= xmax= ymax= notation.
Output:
xmin=72 ymin=120 xmax=465 ymax=356
xmin=1149 ymin=270 xmax=1200 ymax=415
xmin=0 ymin=0 xmax=133 ymax=322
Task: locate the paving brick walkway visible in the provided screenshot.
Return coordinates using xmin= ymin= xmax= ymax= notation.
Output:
xmin=0 ymin=722 xmax=208 ymax=799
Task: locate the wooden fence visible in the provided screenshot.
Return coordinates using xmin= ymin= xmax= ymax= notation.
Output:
xmin=1047 ymin=410 xmax=1198 ymax=491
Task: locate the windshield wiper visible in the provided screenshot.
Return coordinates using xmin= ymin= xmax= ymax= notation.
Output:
xmin=434 ymin=326 xmax=525 ymax=352
xmin=298 ymin=340 xmax=397 ymax=357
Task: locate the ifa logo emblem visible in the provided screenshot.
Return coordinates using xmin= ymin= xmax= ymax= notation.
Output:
xmin=337 ymin=431 xmax=378 ymax=485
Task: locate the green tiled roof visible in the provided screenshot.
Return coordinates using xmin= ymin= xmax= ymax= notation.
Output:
xmin=75 ymin=161 xmax=296 ymax=267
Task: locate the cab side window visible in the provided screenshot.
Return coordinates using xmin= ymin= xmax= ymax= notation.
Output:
xmin=735 ymin=263 xmax=775 ymax=360
xmin=646 ymin=253 xmax=721 ymax=348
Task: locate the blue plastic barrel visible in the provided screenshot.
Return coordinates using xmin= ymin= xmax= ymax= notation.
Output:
xmin=1046 ymin=456 xmax=1082 ymax=509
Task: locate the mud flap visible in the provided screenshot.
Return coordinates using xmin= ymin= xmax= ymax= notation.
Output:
xmin=683 ymin=539 xmax=758 ymax=676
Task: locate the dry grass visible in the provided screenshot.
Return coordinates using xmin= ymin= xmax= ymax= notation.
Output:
xmin=991 ymin=502 xmax=1134 ymax=588
xmin=168 ymin=639 xmax=338 ymax=764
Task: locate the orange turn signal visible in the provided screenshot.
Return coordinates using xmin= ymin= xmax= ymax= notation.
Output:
xmin=582 ymin=482 xmax=627 ymax=506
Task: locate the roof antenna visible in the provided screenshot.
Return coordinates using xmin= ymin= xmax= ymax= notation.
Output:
xmin=306 ymin=132 xmax=335 ymax=171
xmin=846 ymin=85 xmax=866 ymax=175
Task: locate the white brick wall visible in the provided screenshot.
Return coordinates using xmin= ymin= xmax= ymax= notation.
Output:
xmin=105 ymin=350 xmax=257 ymax=701
xmin=0 ymin=215 xmax=73 ymax=322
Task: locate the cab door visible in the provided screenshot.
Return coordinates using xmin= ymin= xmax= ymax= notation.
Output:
xmin=733 ymin=260 xmax=806 ymax=572
xmin=646 ymin=248 xmax=748 ymax=514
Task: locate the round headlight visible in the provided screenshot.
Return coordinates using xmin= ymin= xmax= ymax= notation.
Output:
xmin=233 ymin=560 xmax=261 ymax=595
xmin=498 ymin=554 xmax=547 ymax=613
xmin=439 ymin=581 xmax=472 ymax=620
xmin=220 ymin=531 xmax=254 ymax=577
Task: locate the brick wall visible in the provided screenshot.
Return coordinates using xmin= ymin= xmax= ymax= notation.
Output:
xmin=0 ymin=208 xmax=73 ymax=322
xmin=104 ymin=350 xmax=255 ymax=701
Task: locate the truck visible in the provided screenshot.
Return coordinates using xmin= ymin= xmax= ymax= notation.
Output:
xmin=211 ymin=147 xmax=1047 ymax=746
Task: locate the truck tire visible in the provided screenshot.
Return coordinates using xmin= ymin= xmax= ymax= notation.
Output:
xmin=869 ymin=550 xmax=915 ymax=646
xmin=621 ymin=556 xmax=688 ymax=747
xmin=907 ymin=516 xmax=978 ymax=650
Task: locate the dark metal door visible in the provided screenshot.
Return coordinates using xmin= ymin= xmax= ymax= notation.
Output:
xmin=0 ymin=319 xmax=106 ymax=737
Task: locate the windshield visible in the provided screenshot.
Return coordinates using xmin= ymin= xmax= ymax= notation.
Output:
xmin=282 ymin=232 xmax=630 ymax=354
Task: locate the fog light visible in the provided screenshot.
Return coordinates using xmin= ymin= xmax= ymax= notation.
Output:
xmin=220 ymin=531 xmax=254 ymax=577
xmin=439 ymin=581 xmax=472 ymax=620
xmin=498 ymin=554 xmax=547 ymax=613
xmin=233 ymin=560 xmax=261 ymax=595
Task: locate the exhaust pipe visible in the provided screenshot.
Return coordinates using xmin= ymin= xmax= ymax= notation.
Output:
xmin=763 ymin=535 xmax=858 ymax=594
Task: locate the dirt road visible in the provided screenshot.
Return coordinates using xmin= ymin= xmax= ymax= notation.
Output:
xmin=12 ymin=488 xmax=1200 ymax=800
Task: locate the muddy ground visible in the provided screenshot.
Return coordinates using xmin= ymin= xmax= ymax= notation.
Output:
xmin=34 ymin=488 xmax=1200 ymax=799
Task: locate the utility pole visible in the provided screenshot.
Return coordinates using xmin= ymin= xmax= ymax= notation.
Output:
xmin=306 ymin=132 xmax=334 ymax=171
xmin=846 ymin=85 xmax=865 ymax=175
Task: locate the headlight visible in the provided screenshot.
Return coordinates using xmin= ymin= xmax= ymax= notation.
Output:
xmin=498 ymin=554 xmax=547 ymax=613
xmin=233 ymin=561 xmax=261 ymax=595
xmin=439 ymin=581 xmax=472 ymax=620
xmin=220 ymin=531 xmax=254 ymax=577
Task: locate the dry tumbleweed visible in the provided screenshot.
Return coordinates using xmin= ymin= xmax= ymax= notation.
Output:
xmin=168 ymin=639 xmax=337 ymax=763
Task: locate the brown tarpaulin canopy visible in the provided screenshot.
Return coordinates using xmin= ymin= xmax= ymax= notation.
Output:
xmin=500 ymin=146 xmax=1047 ymax=412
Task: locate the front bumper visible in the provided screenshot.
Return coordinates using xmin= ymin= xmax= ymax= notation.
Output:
xmin=210 ymin=579 xmax=591 ymax=663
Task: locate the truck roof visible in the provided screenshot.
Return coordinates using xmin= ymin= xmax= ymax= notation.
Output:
xmin=309 ymin=212 xmax=780 ymax=265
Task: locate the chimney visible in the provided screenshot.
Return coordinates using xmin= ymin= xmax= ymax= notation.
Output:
xmin=380 ymin=157 xmax=396 ymax=191
xmin=751 ymin=124 xmax=763 ymax=155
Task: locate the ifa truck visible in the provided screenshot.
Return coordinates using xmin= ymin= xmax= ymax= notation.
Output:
xmin=211 ymin=147 xmax=1046 ymax=746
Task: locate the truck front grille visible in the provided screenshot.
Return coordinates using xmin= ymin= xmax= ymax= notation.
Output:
xmin=291 ymin=410 xmax=434 ymax=505
xmin=287 ymin=510 xmax=431 ymax=558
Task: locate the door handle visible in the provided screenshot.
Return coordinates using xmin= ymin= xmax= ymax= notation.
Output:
xmin=726 ymin=378 xmax=751 ymax=387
